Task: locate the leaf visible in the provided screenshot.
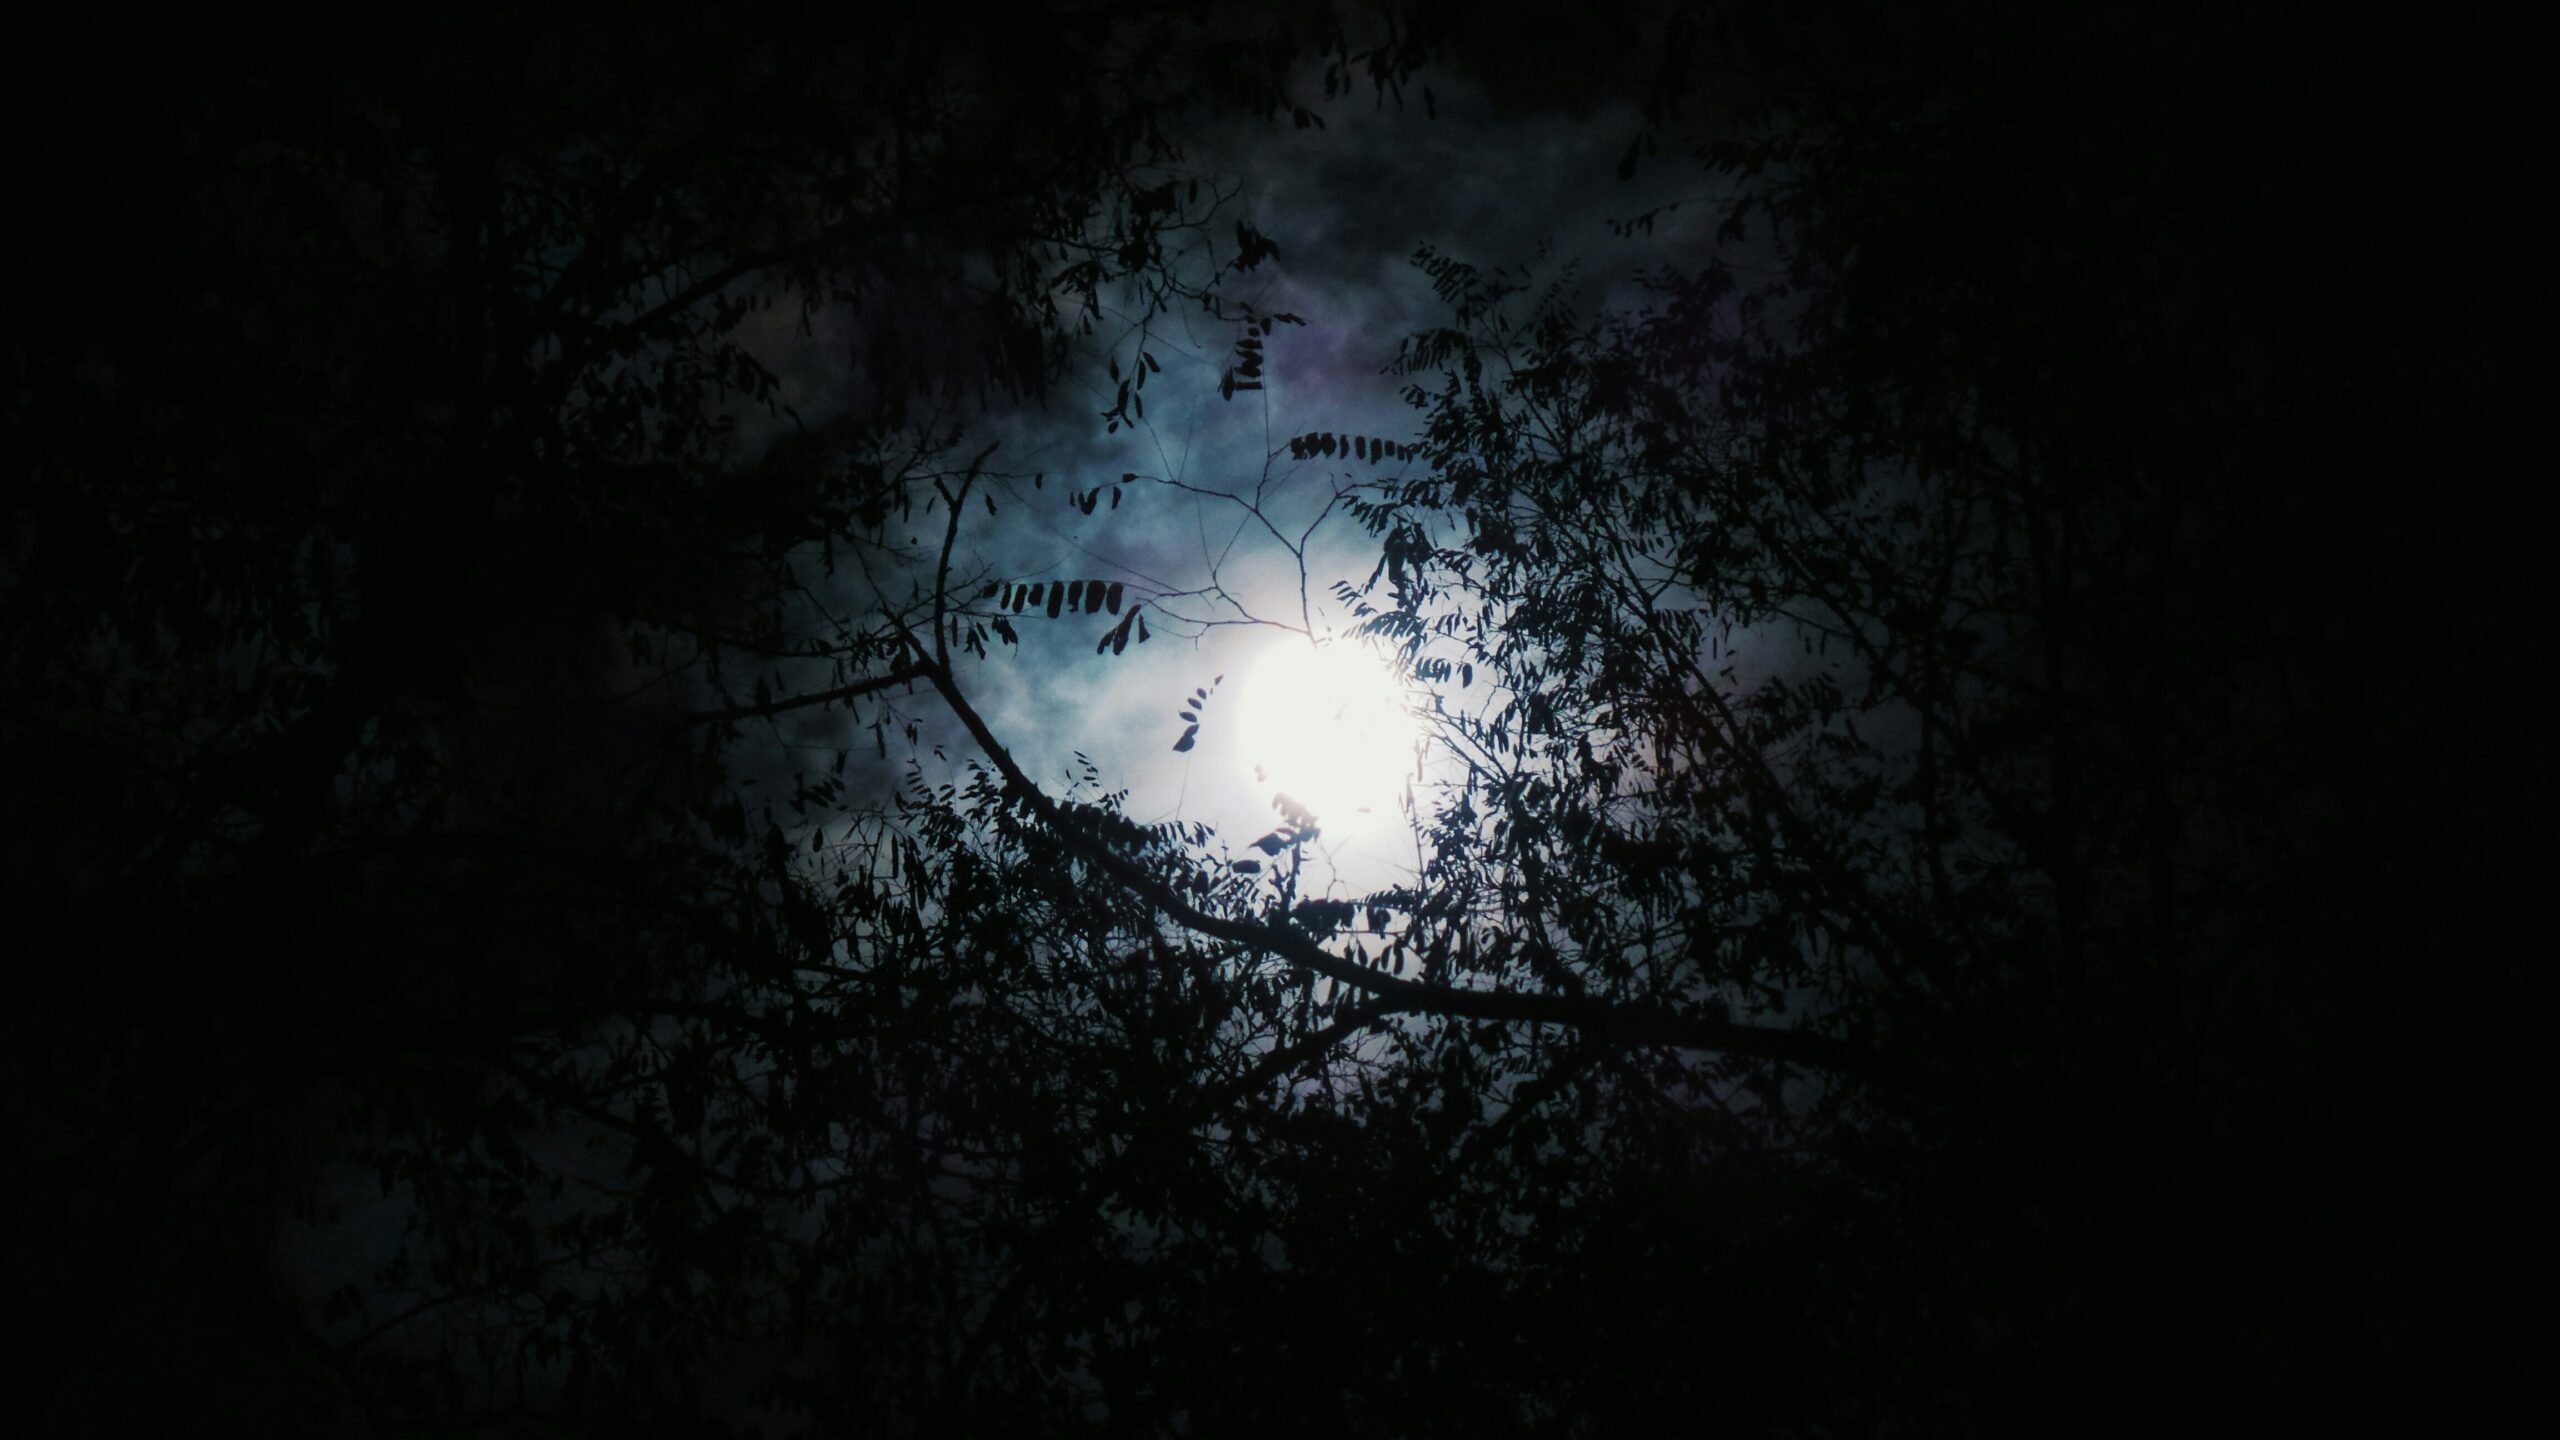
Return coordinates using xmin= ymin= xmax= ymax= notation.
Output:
xmin=1105 ymin=581 xmax=1124 ymax=613
xmin=1230 ymin=860 xmax=1262 ymax=875
xmin=1099 ymin=608 xmax=1134 ymax=654
xmin=1173 ymin=724 xmax=1198 ymax=752
xmin=1046 ymin=585 xmax=1064 ymax=618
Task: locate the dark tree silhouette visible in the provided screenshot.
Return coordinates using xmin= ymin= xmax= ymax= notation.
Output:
xmin=1290 ymin=4 xmax=2542 ymax=1427
xmin=7 ymin=2 xmax=2533 ymax=1435
xmin=6 ymin=5 xmax=1435 ymax=1431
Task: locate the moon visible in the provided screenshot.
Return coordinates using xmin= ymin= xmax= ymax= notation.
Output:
xmin=1234 ymin=637 xmax=1424 ymax=837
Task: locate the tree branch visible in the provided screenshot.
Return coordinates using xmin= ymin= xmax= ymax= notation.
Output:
xmin=898 ymin=629 xmax=1914 ymax=1086
xmin=687 ymin=662 xmax=929 ymax=725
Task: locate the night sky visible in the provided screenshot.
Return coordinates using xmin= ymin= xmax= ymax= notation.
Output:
xmin=776 ymin=73 xmax=1741 ymax=892
xmin=5 ymin=4 xmax=2538 ymax=1435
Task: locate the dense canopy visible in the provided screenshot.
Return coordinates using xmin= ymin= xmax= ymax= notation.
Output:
xmin=7 ymin=3 xmax=2535 ymax=1434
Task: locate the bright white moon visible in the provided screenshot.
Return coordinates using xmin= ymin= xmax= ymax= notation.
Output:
xmin=1235 ymin=638 xmax=1424 ymax=836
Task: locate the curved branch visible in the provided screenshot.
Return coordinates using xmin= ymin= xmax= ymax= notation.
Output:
xmin=898 ymin=629 xmax=1917 ymax=1087
xmin=931 ymin=442 xmax=999 ymax=671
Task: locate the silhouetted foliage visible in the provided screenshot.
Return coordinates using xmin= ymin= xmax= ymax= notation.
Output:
xmin=1334 ymin=3 xmax=2542 ymax=1428
xmin=4 ymin=4 xmax=1439 ymax=1432
xmin=7 ymin=2 xmax=2533 ymax=1435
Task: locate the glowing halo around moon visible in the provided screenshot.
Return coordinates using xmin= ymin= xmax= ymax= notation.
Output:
xmin=1233 ymin=637 xmax=1425 ymax=838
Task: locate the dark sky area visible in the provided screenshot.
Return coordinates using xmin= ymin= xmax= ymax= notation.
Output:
xmin=4 ymin=4 xmax=2541 ymax=1436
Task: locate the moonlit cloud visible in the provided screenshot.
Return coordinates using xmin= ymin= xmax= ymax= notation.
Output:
xmin=729 ymin=72 xmax=1738 ymax=899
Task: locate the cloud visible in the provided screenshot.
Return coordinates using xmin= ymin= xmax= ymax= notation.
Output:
xmin=744 ymin=74 xmax=1737 ymax=869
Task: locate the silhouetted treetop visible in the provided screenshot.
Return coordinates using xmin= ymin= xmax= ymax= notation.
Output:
xmin=6 ymin=4 xmax=2535 ymax=1435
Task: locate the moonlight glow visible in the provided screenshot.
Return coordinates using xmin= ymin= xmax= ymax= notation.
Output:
xmin=1234 ymin=638 xmax=1424 ymax=836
